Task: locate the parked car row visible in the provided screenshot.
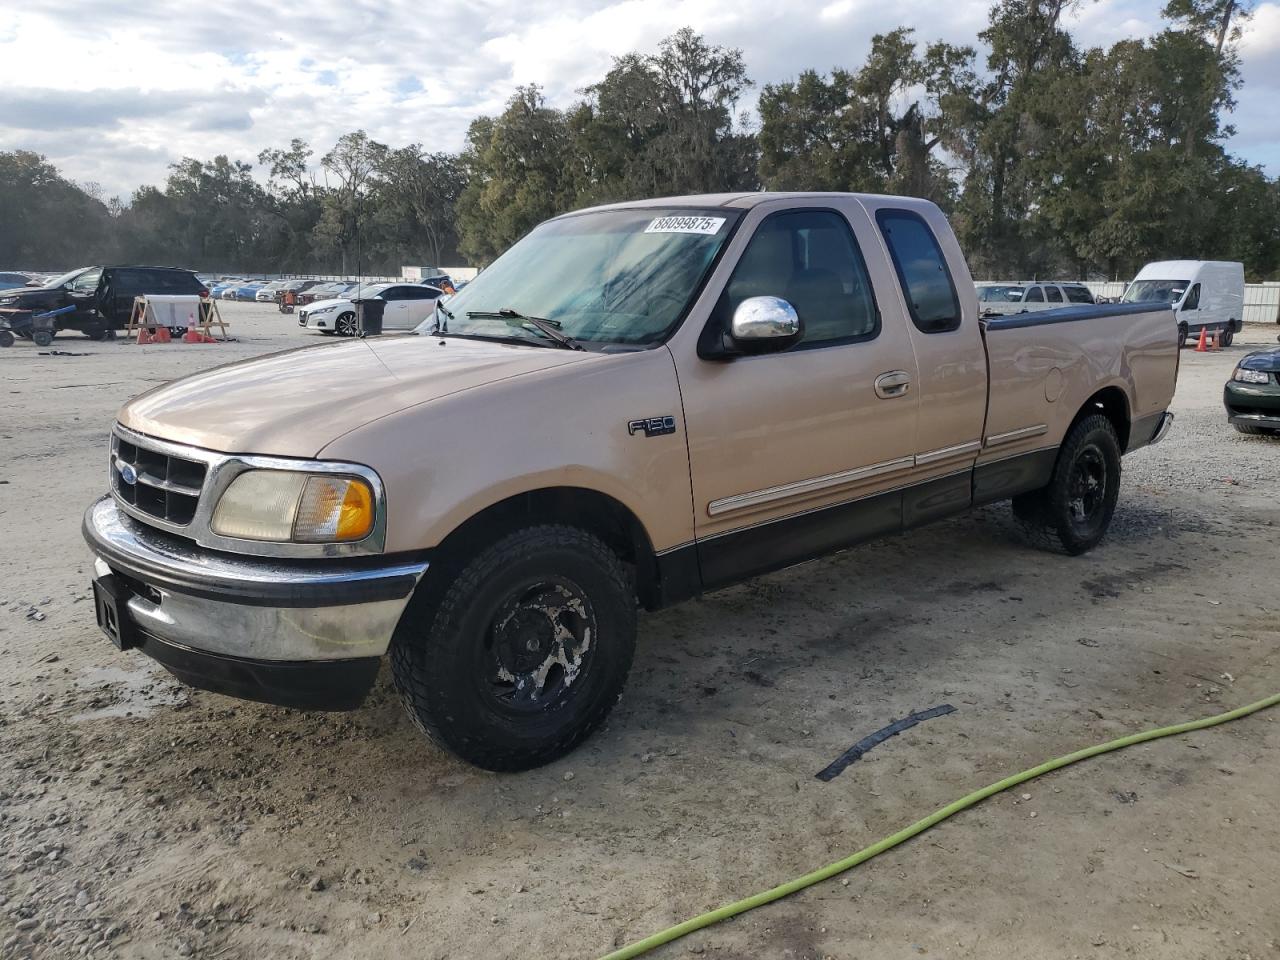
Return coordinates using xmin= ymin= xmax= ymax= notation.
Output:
xmin=297 ymin=282 xmax=446 ymax=336
xmin=976 ymin=261 xmax=1246 ymax=350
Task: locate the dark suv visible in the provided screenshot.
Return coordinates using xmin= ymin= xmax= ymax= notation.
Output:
xmin=0 ymin=266 xmax=207 ymax=339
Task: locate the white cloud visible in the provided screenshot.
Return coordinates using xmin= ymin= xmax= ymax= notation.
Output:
xmin=0 ymin=0 xmax=1274 ymax=199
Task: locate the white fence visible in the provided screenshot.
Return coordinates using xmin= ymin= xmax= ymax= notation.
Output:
xmin=978 ymin=280 xmax=1280 ymax=324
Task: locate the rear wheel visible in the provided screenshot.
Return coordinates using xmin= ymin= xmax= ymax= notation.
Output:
xmin=390 ymin=525 xmax=636 ymax=771
xmin=1013 ymin=414 xmax=1122 ymax=555
xmin=1219 ymin=327 xmax=1234 ymax=347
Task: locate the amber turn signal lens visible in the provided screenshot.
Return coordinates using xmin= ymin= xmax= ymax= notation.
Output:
xmin=294 ymin=476 xmax=375 ymax=542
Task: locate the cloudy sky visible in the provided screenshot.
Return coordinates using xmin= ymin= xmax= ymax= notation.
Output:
xmin=1 ymin=0 xmax=1277 ymax=200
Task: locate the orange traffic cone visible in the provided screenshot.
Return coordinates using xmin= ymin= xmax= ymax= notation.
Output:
xmin=1195 ymin=328 xmax=1208 ymax=352
xmin=182 ymin=328 xmax=201 ymax=343
xmin=136 ymin=326 xmax=154 ymax=345
xmin=1210 ymin=329 xmax=1222 ymax=351
xmin=152 ymin=326 xmax=171 ymax=344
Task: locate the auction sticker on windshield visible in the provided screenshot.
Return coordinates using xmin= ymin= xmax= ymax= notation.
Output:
xmin=645 ymin=216 xmax=726 ymax=235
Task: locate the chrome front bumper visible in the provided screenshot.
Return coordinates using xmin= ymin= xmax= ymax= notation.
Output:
xmin=83 ymin=497 xmax=429 ymax=709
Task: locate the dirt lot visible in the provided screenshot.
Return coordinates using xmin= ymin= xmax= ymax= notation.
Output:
xmin=1 ymin=303 xmax=1278 ymax=960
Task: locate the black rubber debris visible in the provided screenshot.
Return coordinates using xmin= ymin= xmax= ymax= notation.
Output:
xmin=816 ymin=704 xmax=957 ymax=782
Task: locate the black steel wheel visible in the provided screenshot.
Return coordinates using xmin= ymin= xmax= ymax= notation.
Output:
xmin=1013 ymin=413 xmax=1122 ymax=555
xmin=391 ymin=525 xmax=636 ymax=771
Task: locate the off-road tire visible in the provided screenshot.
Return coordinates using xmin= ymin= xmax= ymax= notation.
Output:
xmin=390 ymin=525 xmax=636 ymax=772
xmin=1012 ymin=414 xmax=1122 ymax=556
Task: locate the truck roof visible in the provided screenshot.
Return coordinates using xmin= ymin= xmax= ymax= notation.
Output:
xmin=1133 ymin=260 xmax=1243 ymax=279
xmin=562 ymin=191 xmax=942 ymax=218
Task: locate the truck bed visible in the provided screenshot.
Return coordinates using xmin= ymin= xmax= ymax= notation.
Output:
xmin=980 ymin=302 xmax=1179 ymax=460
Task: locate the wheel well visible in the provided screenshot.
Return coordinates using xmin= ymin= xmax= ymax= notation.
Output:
xmin=1074 ymin=386 xmax=1131 ymax=451
xmin=429 ymin=487 xmax=660 ymax=607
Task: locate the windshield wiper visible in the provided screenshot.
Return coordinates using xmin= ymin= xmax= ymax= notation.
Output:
xmin=466 ymin=308 xmax=583 ymax=350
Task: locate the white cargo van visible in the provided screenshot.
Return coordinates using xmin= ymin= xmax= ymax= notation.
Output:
xmin=1122 ymin=261 xmax=1244 ymax=348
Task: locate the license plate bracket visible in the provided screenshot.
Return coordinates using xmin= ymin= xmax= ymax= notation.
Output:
xmin=92 ymin=573 xmax=139 ymax=651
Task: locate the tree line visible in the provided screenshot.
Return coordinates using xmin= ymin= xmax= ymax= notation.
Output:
xmin=2 ymin=0 xmax=1277 ymax=281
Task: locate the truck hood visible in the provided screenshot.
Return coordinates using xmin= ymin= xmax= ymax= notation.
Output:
xmin=119 ymin=336 xmax=594 ymax=457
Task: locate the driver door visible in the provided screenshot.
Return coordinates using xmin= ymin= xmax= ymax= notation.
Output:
xmin=669 ymin=200 xmax=921 ymax=588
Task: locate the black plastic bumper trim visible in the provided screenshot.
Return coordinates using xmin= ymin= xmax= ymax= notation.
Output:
xmin=136 ymin=631 xmax=380 ymax=711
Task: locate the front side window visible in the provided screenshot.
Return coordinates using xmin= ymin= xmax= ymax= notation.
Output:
xmin=875 ymin=210 xmax=961 ymax=333
xmin=1046 ymin=285 xmax=1063 ymax=303
xmin=1182 ymin=283 xmax=1201 ymax=310
xmin=1025 ymin=286 xmax=1045 ymax=303
xmin=711 ymin=209 xmax=879 ymax=348
xmin=69 ymin=269 xmax=103 ymax=293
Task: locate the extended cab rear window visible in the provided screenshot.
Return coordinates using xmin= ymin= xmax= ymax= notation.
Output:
xmin=875 ymin=210 xmax=961 ymax=333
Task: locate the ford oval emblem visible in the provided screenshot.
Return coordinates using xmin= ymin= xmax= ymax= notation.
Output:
xmin=117 ymin=460 xmax=137 ymax=485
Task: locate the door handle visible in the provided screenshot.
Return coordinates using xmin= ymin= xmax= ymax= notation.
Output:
xmin=874 ymin=370 xmax=912 ymax=399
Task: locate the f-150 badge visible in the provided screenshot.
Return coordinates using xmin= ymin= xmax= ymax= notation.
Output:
xmin=627 ymin=416 xmax=677 ymax=437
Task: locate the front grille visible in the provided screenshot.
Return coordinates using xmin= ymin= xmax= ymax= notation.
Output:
xmin=111 ymin=432 xmax=207 ymax=526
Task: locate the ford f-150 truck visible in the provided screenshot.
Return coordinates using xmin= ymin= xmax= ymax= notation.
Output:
xmin=83 ymin=193 xmax=1178 ymax=771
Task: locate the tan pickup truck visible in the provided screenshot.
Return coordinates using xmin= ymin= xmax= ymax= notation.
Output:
xmin=84 ymin=193 xmax=1178 ymax=770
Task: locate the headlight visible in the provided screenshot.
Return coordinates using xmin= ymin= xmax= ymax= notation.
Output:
xmin=0 ymin=296 xmax=18 ymax=306
xmin=1233 ymin=367 xmax=1271 ymax=384
xmin=311 ymin=304 xmax=337 ymax=315
xmin=211 ymin=470 xmax=375 ymax=543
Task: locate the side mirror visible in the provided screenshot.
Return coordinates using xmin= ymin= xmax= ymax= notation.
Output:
xmin=728 ymin=296 xmax=802 ymax=354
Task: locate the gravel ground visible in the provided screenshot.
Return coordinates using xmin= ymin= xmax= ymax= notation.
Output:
xmin=1 ymin=304 xmax=1278 ymax=960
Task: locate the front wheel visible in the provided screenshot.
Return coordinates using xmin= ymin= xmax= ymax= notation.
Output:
xmin=335 ymin=312 xmax=357 ymax=336
xmin=390 ymin=525 xmax=636 ymax=771
xmin=1177 ymin=322 xmax=1188 ymax=350
xmin=1013 ymin=414 xmax=1122 ymax=555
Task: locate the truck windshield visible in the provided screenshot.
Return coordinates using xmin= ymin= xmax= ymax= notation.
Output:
xmin=425 ymin=207 xmax=740 ymax=346
xmin=1122 ymin=280 xmax=1188 ymax=304
xmin=978 ymin=285 xmax=1025 ymax=302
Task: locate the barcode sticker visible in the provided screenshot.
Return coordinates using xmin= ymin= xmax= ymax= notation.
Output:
xmin=644 ymin=216 xmax=726 ymax=235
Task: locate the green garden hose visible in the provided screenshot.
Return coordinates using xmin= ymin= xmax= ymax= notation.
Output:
xmin=600 ymin=691 xmax=1280 ymax=960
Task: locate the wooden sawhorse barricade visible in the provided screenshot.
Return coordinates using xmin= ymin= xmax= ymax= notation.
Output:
xmin=126 ymin=295 xmax=229 ymax=342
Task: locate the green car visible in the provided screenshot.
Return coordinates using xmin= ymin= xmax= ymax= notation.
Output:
xmin=1224 ymin=346 xmax=1280 ymax=435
